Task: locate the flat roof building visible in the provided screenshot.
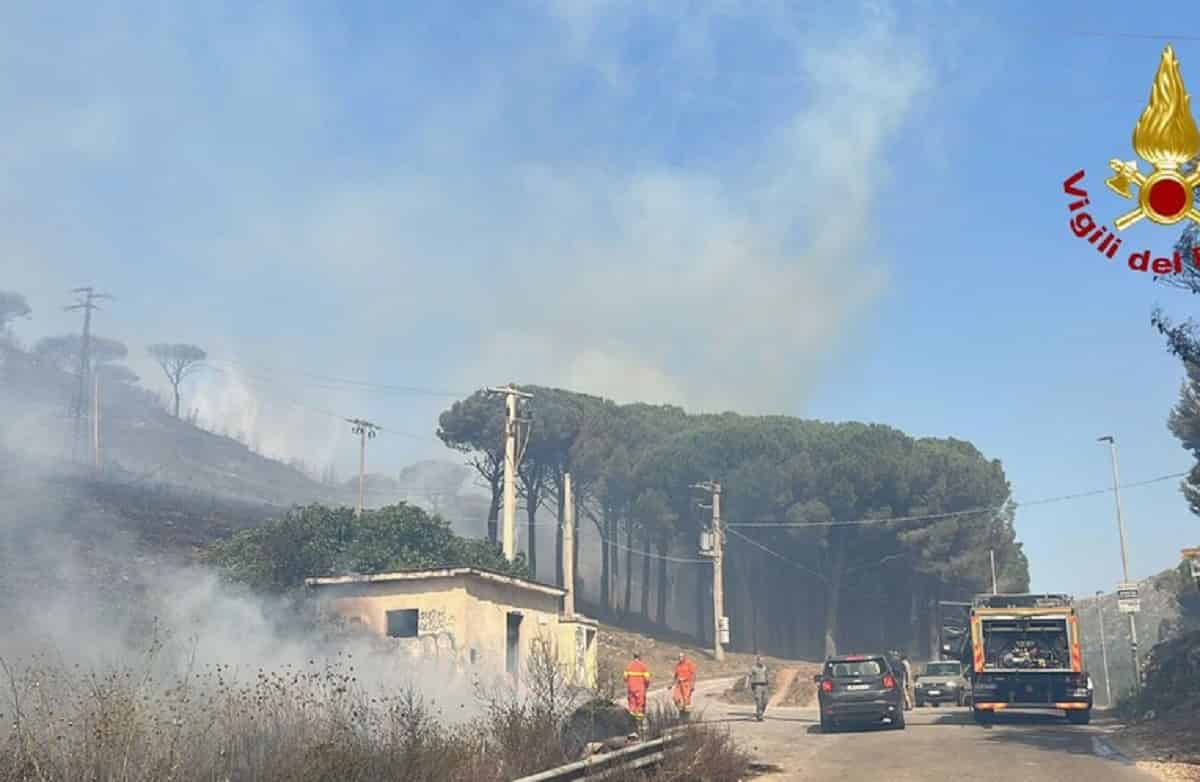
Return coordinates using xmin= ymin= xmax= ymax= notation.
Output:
xmin=305 ymin=567 xmax=598 ymax=689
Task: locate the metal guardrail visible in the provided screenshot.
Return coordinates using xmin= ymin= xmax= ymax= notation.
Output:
xmin=511 ymin=732 xmax=683 ymax=782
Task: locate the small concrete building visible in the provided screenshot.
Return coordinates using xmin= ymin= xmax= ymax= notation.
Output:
xmin=305 ymin=567 xmax=598 ymax=689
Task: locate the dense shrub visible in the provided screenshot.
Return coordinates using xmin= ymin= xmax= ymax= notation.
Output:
xmin=1115 ymin=629 xmax=1200 ymax=721
xmin=203 ymin=502 xmax=528 ymax=592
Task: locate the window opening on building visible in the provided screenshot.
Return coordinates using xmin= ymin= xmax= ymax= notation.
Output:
xmin=386 ymin=609 xmax=419 ymax=638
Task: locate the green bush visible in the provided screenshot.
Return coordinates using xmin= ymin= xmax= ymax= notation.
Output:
xmin=203 ymin=502 xmax=528 ymax=592
xmin=1113 ymin=629 xmax=1200 ymax=721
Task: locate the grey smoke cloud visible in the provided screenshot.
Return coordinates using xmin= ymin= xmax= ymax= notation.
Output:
xmin=1 ymin=1 xmax=944 ymax=472
xmin=0 ymin=461 xmax=485 ymax=725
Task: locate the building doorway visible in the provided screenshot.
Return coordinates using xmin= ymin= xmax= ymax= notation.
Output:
xmin=506 ymin=612 xmax=523 ymax=676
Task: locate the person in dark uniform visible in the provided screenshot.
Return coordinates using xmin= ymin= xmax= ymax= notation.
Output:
xmin=748 ymin=656 xmax=769 ymax=721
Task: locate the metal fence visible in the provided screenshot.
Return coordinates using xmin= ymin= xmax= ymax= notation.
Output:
xmin=511 ymin=732 xmax=682 ymax=781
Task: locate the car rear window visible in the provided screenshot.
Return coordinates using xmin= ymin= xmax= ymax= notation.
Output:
xmin=827 ymin=659 xmax=884 ymax=677
xmin=923 ymin=662 xmax=961 ymax=676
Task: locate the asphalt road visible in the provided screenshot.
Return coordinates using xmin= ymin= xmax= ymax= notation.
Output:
xmin=671 ymin=681 xmax=1155 ymax=781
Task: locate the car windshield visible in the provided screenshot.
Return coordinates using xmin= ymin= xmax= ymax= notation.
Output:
xmin=922 ymin=663 xmax=960 ymax=676
xmin=828 ymin=659 xmax=883 ymax=677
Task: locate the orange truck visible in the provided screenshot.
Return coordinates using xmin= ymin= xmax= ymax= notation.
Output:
xmin=950 ymin=594 xmax=1093 ymax=725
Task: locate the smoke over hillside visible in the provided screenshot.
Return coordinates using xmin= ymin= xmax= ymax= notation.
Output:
xmin=0 ymin=353 xmax=488 ymax=724
xmin=0 ymin=456 xmax=484 ymax=728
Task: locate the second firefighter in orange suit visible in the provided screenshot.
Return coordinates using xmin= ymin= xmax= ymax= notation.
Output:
xmin=624 ymin=653 xmax=651 ymax=720
xmin=672 ymin=653 xmax=696 ymax=715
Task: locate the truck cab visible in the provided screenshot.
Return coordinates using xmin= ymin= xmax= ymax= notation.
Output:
xmin=957 ymin=594 xmax=1093 ymax=724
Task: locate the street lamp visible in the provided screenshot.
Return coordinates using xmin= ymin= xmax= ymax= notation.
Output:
xmin=1097 ymin=435 xmax=1141 ymax=690
xmin=1094 ymin=590 xmax=1113 ymax=708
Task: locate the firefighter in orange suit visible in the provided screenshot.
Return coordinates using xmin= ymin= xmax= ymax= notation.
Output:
xmin=624 ymin=652 xmax=651 ymax=721
xmin=672 ymin=652 xmax=696 ymax=716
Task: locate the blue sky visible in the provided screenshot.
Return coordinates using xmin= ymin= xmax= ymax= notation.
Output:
xmin=3 ymin=0 xmax=1199 ymax=596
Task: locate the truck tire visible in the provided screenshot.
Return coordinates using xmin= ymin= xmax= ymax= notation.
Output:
xmin=892 ymin=709 xmax=906 ymax=730
xmin=820 ymin=714 xmax=834 ymax=733
xmin=973 ymin=707 xmax=993 ymax=725
xmin=1067 ymin=708 xmax=1091 ymax=725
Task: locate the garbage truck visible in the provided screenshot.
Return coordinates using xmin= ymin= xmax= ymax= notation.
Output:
xmin=940 ymin=593 xmax=1093 ymax=724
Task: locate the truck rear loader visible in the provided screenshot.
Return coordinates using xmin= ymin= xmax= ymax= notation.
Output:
xmin=941 ymin=593 xmax=1093 ymax=725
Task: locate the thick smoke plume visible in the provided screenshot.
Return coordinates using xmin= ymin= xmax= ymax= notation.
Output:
xmin=0 ymin=442 xmax=483 ymax=727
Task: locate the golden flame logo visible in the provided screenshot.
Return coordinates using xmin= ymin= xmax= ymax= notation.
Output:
xmin=1132 ymin=46 xmax=1200 ymax=168
xmin=1105 ymin=45 xmax=1200 ymax=230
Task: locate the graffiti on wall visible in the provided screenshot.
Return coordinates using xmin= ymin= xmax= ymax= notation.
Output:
xmin=418 ymin=608 xmax=450 ymax=635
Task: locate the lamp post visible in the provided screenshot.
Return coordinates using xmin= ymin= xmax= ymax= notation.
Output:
xmin=1094 ymin=590 xmax=1113 ymax=708
xmin=1097 ymin=435 xmax=1141 ymax=691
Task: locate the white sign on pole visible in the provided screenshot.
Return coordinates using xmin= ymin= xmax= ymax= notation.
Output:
xmin=1116 ymin=582 xmax=1140 ymax=614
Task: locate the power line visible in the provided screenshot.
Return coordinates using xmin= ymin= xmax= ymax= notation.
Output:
xmin=203 ymin=366 xmax=428 ymax=439
xmin=206 ymin=358 xmax=469 ymax=399
xmin=725 ymin=471 xmax=1189 ymax=529
xmin=1058 ymin=30 xmax=1200 ymax=42
xmin=501 ymin=470 xmax=1193 ymax=567
xmin=596 ymin=531 xmax=711 ymax=564
xmin=725 ymin=527 xmax=826 ymax=582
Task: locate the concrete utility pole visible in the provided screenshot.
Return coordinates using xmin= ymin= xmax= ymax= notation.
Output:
xmin=93 ymin=374 xmax=101 ymax=468
xmin=1095 ymin=590 xmax=1113 ymax=708
xmin=1098 ymin=435 xmax=1140 ymax=690
xmin=990 ymin=549 xmax=998 ymax=594
xmin=563 ymin=471 xmax=575 ymax=618
xmin=64 ymin=287 xmax=113 ymax=463
xmin=693 ymin=480 xmax=725 ymax=661
xmin=347 ymin=418 xmax=381 ymax=517
xmin=486 ymin=385 xmax=534 ymax=562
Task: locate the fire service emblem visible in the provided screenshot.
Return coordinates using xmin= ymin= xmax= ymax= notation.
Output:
xmin=1063 ymin=45 xmax=1200 ymax=275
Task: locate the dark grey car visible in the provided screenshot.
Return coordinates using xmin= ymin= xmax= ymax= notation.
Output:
xmin=815 ymin=654 xmax=906 ymax=732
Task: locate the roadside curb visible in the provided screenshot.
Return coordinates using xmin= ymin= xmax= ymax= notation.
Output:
xmin=1091 ymin=735 xmax=1136 ymax=765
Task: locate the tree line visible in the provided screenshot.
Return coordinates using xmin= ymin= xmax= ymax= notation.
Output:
xmin=437 ymin=387 xmax=1030 ymax=659
xmin=1150 ymin=222 xmax=1200 ymax=634
xmin=0 ymin=288 xmax=206 ymax=418
xmin=4 ymin=285 xmax=1032 ymax=658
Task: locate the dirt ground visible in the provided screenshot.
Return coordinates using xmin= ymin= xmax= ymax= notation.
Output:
xmin=595 ymin=624 xmax=816 ymax=694
xmin=1105 ymin=712 xmax=1200 ymax=782
xmin=718 ymin=661 xmax=822 ymax=708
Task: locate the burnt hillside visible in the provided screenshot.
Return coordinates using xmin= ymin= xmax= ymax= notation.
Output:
xmin=0 ymin=460 xmax=282 ymax=625
xmin=1 ymin=342 xmax=348 ymax=507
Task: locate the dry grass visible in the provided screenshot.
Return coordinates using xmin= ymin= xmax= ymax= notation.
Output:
xmin=0 ymin=645 xmax=491 ymax=782
xmin=0 ymin=629 xmax=756 ymax=782
xmin=0 ymin=631 xmax=560 ymax=782
xmin=604 ymin=722 xmax=755 ymax=782
xmin=0 ymin=619 xmax=764 ymax=777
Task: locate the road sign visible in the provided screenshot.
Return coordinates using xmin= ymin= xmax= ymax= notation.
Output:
xmin=1117 ymin=582 xmax=1140 ymax=614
